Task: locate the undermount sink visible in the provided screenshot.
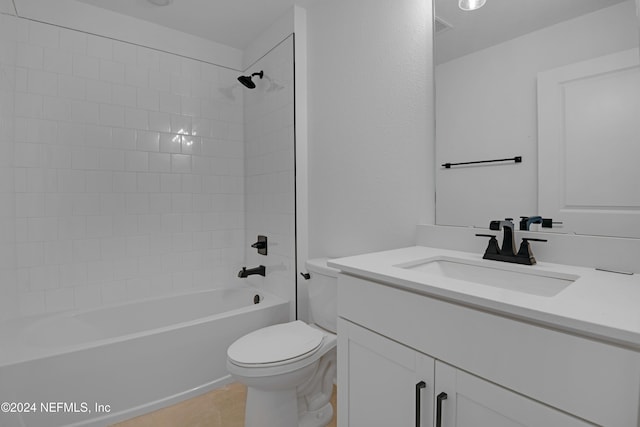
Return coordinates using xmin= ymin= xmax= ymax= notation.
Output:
xmin=396 ymin=256 xmax=579 ymax=297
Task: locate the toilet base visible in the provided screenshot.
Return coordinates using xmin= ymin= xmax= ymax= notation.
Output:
xmin=299 ymin=401 xmax=333 ymax=427
xmin=245 ymin=387 xmax=299 ymax=427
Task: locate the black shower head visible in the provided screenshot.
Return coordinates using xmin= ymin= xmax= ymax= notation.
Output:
xmin=237 ymin=71 xmax=264 ymax=89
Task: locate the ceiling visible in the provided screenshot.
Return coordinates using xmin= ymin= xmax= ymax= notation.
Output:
xmin=435 ymin=0 xmax=630 ymax=64
xmin=74 ymin=0 xmax=315 ymax=50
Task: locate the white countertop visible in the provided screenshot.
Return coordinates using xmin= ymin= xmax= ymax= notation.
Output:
xmin=328 ymin=246 xmax=640 ymax=350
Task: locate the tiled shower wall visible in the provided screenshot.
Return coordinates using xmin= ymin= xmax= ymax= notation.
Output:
xmin=0 ymin=14 xmax=246 ymax=320
xmin=244 ymin=36 xmax=296 ymax=318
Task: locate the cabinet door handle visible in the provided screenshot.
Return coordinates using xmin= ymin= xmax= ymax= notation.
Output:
xmin=436 ymin=392 xmax=448 ymax=427
xmin=415 ymin=381 xmax=426 ymax=427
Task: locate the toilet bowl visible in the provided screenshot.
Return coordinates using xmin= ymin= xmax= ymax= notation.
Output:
xmin=226 ymin=259 xmax=338 ymax=427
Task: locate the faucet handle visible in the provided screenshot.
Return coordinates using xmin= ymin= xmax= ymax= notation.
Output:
xmin=517 ymin=238 xmax=547 ymax=265
xmin=475 ymin=234 xmax=500 ymax=256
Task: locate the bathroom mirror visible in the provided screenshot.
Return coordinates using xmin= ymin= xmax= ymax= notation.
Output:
xmin=434 ymin=0 xmax=640 ymax=237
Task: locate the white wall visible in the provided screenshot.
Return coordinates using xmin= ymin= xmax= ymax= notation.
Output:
xmin=435 ymin=1 xmax=639 ymax=228
xmin=0 ymin=13 xmax=246 ymax=320
xmin=306 ymin=0 xmax=435 ymax=259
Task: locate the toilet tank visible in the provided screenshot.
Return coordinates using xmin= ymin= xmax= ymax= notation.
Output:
xmin=306 ymin=258 xmax=339 ymax=334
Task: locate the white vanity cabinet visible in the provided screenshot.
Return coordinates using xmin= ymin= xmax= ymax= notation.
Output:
xmin=337 ymin=273 xmax=640 ymax=427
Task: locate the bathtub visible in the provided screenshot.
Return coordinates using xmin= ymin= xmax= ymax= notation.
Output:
xmin=0 ymin=286 xmax=289 ymax=427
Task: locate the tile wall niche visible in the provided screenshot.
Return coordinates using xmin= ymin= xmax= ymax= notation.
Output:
xmin=0 ymin=14 xmax=246 ymax=320
xmin=243 ymin=36 xmax=296 ymax=318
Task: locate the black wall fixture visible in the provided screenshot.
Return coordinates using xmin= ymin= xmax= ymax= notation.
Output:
xmin=251 ymin=235 xmax=268 ymax=255
xmin=442 ymin=156 xmax=522 ymax=169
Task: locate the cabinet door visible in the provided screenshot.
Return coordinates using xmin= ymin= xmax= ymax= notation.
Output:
xmin=434 ymin=362 xmax=592 ymax=427
xmin=338 ymin=319 xmax=434 ymax=427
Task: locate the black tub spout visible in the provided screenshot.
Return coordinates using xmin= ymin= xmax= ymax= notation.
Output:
xmin=238 ymin=265 xmax=266 ymax=278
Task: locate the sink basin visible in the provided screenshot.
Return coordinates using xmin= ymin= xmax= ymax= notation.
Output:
xmin=396 ymin=256 xmax=579 ymax=297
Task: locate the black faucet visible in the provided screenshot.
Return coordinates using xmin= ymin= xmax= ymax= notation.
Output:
xmin=476 ymin=219 xmax=547 ymax=265
xmin=238 ymin=265 xmax=266 ymax=278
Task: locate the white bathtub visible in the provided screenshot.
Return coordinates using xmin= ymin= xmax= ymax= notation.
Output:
xmin=0 ymin=286 xmax=289 ymax=427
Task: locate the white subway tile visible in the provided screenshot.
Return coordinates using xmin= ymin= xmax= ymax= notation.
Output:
xmin=170 ymin=75 xmax=191 ymax=96
xmin=149 ymin=193 xmax=171 ymax=213
xmin=28 ymin=69 xmax=58 ymax=96
xmin=44 ymin=240 xmax=73 ymax=266
xmin=73 ymin=55 xmax=100 ymax=79
xmin=112 ymin=214 xmax=138 ymax=236
xmin=86 ymin=216 xmax=113 ymax=238
xmin=160 ymin=173 xmax=181 ymax=193
xmin=57 ymin=169 xmax=86 ymax=193
xmin=59 ymin=263 xmax=88 ymax=287
xmin=71 ymin=146 xmax=99 ymax=170
xmin=100 ymin=59 xmax=125 ymax=84
xmin=181 ymin=135 xmax=201 ymax=155
xmin=73 ymin=239 xmax=101 ymax=262
xmin=84 ymin=124 xmax=112 ymax=148
xmin=149 ymin=152 xmax=171 ymax=172
xmin=87 ymin=35 xmax=113 ymax=60
xmin=125 ymin=64 xmax=148 ymax=87
xmin=158 ymin=91 xmax=181 ymax=114
xmin=112 ymin=84 xmax=136 ymax=107
xmin=171 ymin=154 xmax=191 ymax=173
xmin=113 ymin=41 xmax=137 ymax=65
xmin=159 ymin=52 xmax=181 ymax=75
xmin=29 ymin=22 xmax=59 ymax=48
xmin=113 ymin=171 xmax=137 ymax=193
xmin=124 ymin=107 xmax=149 ymax=130
xmin=138 ymin=214 xmax=161 ymax=235
xmin=160 ymin=133 xmax=182 ymax=153
xmin=85 ymin=170 xmax=114 ymax=192
xmin=16 ymin=43 xmax=43 ymax=69
xmin=112 ymin=128 xmax=136 ymax=151
xmin=148 ymin=111 xmax=171 ymax=133
xmin=137 ymin=87 xmax=159 ymax=111
xmin=16 ymin=242 xmax=44 ymax=268
xmin=99 ymin=104 xmax=125 ymax=127
xmin=100 ymin=236 xmax=126 ymax=259
xmin=137 ymin=172 xmax=160 ymax=193
xmin=126 ymin=235 xmax=149 ymax=256
xmin=58 ymin=74 xmax=86 ymax=100
xmin=137 ymin=47 xmax=160 ymax=70
xmin=59 ymin=29 xmax=87 ymax=55
xmin=100 ymin=194 xmax=126 ymax=215
xmin=125 ymin=151 xmax=149 ymax=172
xmin=136 ymin=130 xmax=160 ymax=152
xmin=71 ymin=100 xmax=99 ymax=124
xmin=27 ymin=217 xmax=58 ymax=242
xmin=58 ymin=216 xmax=86 ymax=240
xmin=14 ymin=142 xmax=41 ymax=167
xmin=86 ymin=79 xmax=112 ymax=103
xmin=43 ymin=48 xmax=72 ymax=74
xmin=72 ymin=193 xmax=100 ymax=216
xmin=15 ymin=92 xmax=43 ymax=118
xmin=161 ymin=213 xmax=182 ymax=233
xmin=97 ymin=149 xmax=125 ymax=171
xmin=181 ymin=96 xmax=200 ymax=117
xmin=148 ymin=69 xmax=170 ymax=91
xmin=170 ymin=114 xmax=191 ymax=135
xmin=43 ymin=97 xmax=72 ymax=121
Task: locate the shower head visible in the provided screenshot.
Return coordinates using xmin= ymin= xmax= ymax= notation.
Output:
xmin=237 ymin=71 xmax=264 ymax=89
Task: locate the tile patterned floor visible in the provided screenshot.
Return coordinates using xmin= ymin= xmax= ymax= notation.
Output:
xmin=111 ymin=382 xmax=337 ymax=427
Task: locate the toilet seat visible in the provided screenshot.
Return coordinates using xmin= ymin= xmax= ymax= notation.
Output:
xmin=227 ymin=321 xmax=325 ymax=367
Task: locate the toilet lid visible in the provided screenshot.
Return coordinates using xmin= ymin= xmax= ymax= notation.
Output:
xmin=228 ymin=321 xmax=325 ymax=365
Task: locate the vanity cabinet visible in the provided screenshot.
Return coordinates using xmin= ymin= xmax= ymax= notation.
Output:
xmin=337 ymin=273 xmax=640 ymax=427
xmin=339 ymin=319 xmax=590 ymax=427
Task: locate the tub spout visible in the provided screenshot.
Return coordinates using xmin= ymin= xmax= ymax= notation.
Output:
xmin=238 ymin=265 xmax=266 ymax=278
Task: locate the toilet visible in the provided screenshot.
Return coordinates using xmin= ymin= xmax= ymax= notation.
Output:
xmin=226 ymin=259 xmax=338 ymax=427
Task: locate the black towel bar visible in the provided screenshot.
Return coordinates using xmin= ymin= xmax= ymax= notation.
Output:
xmin=442 ymin=156 xmax=522 ymax=169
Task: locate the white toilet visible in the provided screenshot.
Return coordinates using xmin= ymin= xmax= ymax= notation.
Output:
xmin=226 ymin=259 xmax=338 ymax=427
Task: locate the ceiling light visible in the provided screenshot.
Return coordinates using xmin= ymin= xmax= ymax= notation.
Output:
xmin=459 ymin=0 xmax=486 ymax=11
xmin=147 ymin=0 xmax=173 ymax=6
